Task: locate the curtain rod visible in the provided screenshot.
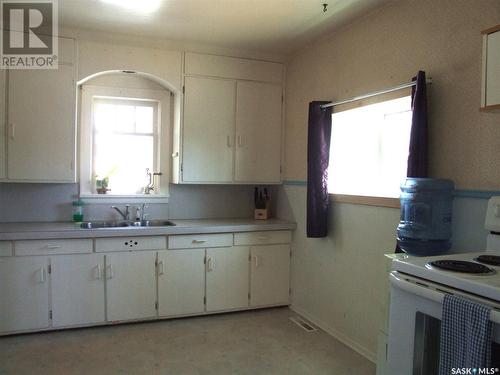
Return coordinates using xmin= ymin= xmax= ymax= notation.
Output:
xmin=320 ymin=78 xmax=433 ymax=109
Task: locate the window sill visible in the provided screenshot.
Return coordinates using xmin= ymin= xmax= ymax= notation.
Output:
xmin=79 ymin=194 xmax=169 ymax=204
xmin=330 ymin=194 xmax=400 ymax=209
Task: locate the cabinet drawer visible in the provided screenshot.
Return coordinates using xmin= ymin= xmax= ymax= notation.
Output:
xmin=95 ymin=236 xmax=166 ymax=253
xmin=168 ymin=233 xmax=233 ymax=249
xmin=15 ymin=239 xmax=92 ymax=256
xmin=0 ymin=241 xmax=13 ymax=256
xmin=234 ymin=231 xmax=291 ymax=246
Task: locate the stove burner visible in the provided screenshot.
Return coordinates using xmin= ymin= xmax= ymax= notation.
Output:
xmin=428 ymin=260 xmax=493 ymax=274
xmin=475 ymin=255 xmax=500 ymax=266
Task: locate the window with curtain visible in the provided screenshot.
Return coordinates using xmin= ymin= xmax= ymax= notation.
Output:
xmin=327 ymin=93 xmax=412 ymax=198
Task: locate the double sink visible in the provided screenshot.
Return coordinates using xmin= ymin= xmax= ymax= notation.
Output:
xmin=80 ymin=220 xmax=175 ymax=229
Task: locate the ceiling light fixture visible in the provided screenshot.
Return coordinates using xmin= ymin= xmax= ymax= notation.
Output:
xmin=101 ymin=0 xmax=162 ymax=14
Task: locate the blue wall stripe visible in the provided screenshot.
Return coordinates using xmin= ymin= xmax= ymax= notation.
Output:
xmin=282 ymin=180 xmax=500 ymax=199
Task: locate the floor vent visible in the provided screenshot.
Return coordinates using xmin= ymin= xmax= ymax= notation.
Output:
xmin=289 ymin=316 xmax=318 ymax=332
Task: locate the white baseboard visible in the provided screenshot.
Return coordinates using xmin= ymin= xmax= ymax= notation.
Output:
xmin=290 ymin=304 xmax=377 ymax=363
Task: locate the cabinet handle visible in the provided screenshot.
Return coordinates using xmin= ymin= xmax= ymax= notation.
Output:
xmin=256 ymin=235 xmax=269 ymax=241
xmin=9 ymin=124 xmax=15 ymax=140
xmin=192 ymin=239 xmax=206 ymax=244
xmin=237 ymin=135 xmax=242 ymax=147
xmin=39 ymin=266 xmax=46 ymax=283
xmin=206 ymin=257 xmax=213 ymax=272
xmin=254 ymin=255 xmax=260 ymax=268
xmin=96 ymin=264 xmax=102 ymax=280
xmin=227 ymin=135 xmax=232 ymax=147
xmin=46 ymin=244 xmax=62 ymax=249
xmin=158 ymin=260 xmax=164 ymax=276
xmin=107 ymin=264 xmax=114 ymax=279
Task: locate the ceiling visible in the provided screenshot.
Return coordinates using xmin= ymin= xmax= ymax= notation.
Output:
xmin=59 ymin=0 xmax=386 ymax=54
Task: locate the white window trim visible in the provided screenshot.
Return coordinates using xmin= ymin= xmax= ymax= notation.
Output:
xmin=79 ymin=85 xmax=171 ymax=203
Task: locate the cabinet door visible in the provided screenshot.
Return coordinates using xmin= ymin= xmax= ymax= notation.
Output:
xmin=8 ymin=65 xmax=75 ymax=181
xmin=51 ymin=254 xmax=105 ymax=327
xmin=250 ymin=245 xmax=290 ymax=307
xmin=182 ymin=76 xmax=235 ymax=183
xmin=106 ymin=252 xmax=157 ymax=322
xmin=0 ymin=70 xmax=5 ymax=179
xmin=486 ymin=31 xmax=500 ymax=106
xmin=0 ymin=257 xmax=49 ymax=333
xmin=157 ymin=249 xmax=205 ymax=317
xmin=206 ymin=246 xmax=249 ymax=312
xmin=235 ymin=81 xmax=282 ymax=183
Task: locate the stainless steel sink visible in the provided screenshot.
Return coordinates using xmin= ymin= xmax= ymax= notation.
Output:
xmin=130 ymin=220 xmax=176 ymax=227
xmin=80 ymin=220 xmax=175 ymax=229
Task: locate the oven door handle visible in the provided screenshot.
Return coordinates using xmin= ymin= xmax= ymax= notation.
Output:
xmin=389 ymin=272 xmax=500 ymax=324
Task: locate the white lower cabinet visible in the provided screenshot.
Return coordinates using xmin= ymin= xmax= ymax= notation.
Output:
xmin=0 ymin=256 xmax=50 ymax=333
xmin=250 ymin=245 xmax=290 ymax=307
xmin=206 ymin=246 xmax=249 ymax=312
xmin=0 ymin=230 xmax=293 ymax=335
xmin=157 ymin=249 xmax=205 ymax=317
xmin=51 ymin=254 xmax=105 ymax=327
xmin=105 ymin=251 xmax=157 ymax=322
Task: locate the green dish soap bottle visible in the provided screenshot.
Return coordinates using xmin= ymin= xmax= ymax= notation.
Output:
xmin=72 ymin=200 xmax=84 ymax=222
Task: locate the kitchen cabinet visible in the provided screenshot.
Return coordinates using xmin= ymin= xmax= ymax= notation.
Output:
xmin=235 ymin=81 xmax=282 ymax=183
xmin=0 ymin=256 xmax=50 ymax=333
xmin=51 ymin=254 xmax=105 ymax=327
xmin=206 ymin=246 xmax=249 ymax=312
xmin=105 ymin=251 xmax=157 ymax=321
xmin=0 ymin=70 xmax=5 ymax=179
xmin=249 ymin=245 xmax=290 ymax=307
xmin=481 ymin=25 xmax=500 ymax=110
xmin=182 ymin=76 xmax=235 ymax=183
xmin=157 ymin=249 xmax=205 ymax=316
xmin=7 ymin=65 xmax=76 ymax=181
xmin=173 ymin=52 xmax=284 ymax=185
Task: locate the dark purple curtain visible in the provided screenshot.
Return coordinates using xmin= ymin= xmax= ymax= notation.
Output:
xmin=307 ymin=101 xmax=332 ymax=238
xmin=407 ymin=70 xmax=429 ymax=178
xmin=396 ymin=71 xmax=429 ymax=252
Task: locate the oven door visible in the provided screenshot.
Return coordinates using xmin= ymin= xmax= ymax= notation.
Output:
xmin=386 ymin=272 xmax=500 ymax=375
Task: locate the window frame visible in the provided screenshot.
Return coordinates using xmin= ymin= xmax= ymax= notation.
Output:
xmin=79 ymin=85 xmax=171 ymax=203
xmin=328 ymin=89 xmax=412 ymax=208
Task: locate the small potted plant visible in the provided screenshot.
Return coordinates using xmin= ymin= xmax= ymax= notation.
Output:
xmin=95 ymin=176 xmax=110 ymax=194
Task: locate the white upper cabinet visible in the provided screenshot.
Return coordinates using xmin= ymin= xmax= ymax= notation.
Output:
xmin=0 ymin=70 xmax=5 ymax=180
xmin=482 ymin=26 xmax=500 ymax=110
xmin=174 ymin=52 xmax=284 ymax=185
xmin=182 ymin=76 xmax=235 ymax=183
xmin=6 ymin=37 xmax=76 ymax=182
xmin=235 ymin=81 xmax=282 ymax=183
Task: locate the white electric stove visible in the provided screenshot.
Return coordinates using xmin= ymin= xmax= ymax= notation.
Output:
xmin=386 ymin=196 xmax=500 ymax=375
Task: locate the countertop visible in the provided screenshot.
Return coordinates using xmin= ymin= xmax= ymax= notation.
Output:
xmin=0 ymin=219 xmax=297 ymax=240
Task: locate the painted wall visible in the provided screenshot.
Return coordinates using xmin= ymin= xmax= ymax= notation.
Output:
xmin=0 ymin=183 xmax=258 ymax=222
xmin=282 ymin=0 xmax=500 ymax=362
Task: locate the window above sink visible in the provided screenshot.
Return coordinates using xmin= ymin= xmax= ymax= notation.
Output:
xmin=78 ymin=74 xmax=172 ymax=203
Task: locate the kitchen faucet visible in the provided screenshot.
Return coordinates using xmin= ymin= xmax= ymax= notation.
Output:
xmin=111 ymin=205 xmax=131 ymax=221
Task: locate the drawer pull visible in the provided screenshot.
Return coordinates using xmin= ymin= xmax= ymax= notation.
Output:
xmin=256 ymin=236 xmax=270 ymax=241
xmin=192 ymin=239 xmax=207 ymax=244
xmin=45 ymin=244 xmax=62 ymax=249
